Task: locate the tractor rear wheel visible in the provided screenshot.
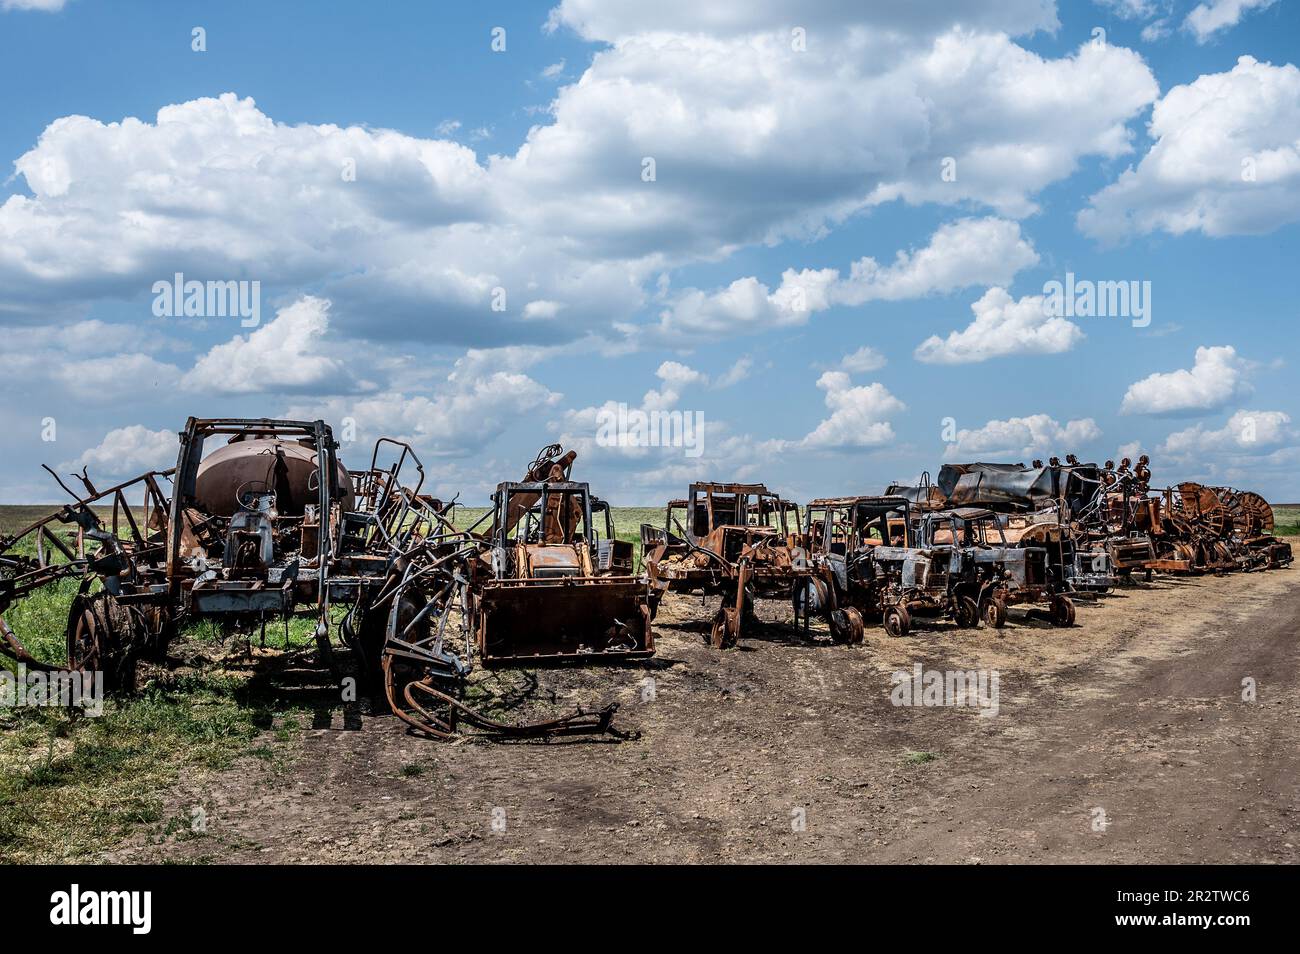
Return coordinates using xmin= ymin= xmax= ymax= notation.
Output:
xmin=954 ymin=595 xmax=980 ymax=629
xmin=830 ymin=606 xmax=865 ymax=644
xmin=981 ymin=597 xmax=1007 ymax=631
xmin=1049 ymin=595 xmax=1076 ymax=627
xmin=65 ymin=591 xmax=137 ymax=693
xmin=883 ymin=605 xmax=910 ymax=638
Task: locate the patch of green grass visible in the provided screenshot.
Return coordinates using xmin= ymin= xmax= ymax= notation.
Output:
xmin=903 ymin=750 xmax=938 ymax=765
xmin=0 ymin=673 xmax=302 ymax=863
xmin=399 ymin=763 xmax=423 ymax=778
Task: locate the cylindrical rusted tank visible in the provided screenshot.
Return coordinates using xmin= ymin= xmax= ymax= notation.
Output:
xmin=195 ymin=436 xmax=354 ymax=517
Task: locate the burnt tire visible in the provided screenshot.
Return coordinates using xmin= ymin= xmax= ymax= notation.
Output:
xmin=830 ymin=606 xmax=865 ymax=645
xmin=981 ymin=598 xmax=1007 ymax=631
xmin=954 ymin=595 xmax=980 ymax=629
xmin=841 ymin=606 xmax=865 ymax=644
xmin=709 ymin=606 xmax=739 ymax=649
xmin=792 ymin=577 xmax=829 ymax=624
xmin=883 ymin=605 xmax=910 ymax=638
xmin=1049 ymin=595 xmax=1076 ymax=628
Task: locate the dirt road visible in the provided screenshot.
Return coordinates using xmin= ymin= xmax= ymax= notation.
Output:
xmin=109 ymin=562 xmax=1300 ymax=864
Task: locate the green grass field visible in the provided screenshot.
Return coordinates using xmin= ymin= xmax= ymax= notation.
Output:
xmin=1273 ymin=506 xmax=1300 ymax=536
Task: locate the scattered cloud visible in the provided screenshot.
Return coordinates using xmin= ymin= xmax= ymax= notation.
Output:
xmin=1184 ymin=0 xmax=1276 ymax=44
xmin=1096 ymin=0 xmax=1159 ymax=19
xmin=61 ymin=425 xmax=177 ymax=478
xmin=1160 ymin=408 xmax=1295 ymax=456
xmin=284 ymin=370 xmax=561 ymax=460
xmin=945 ymin=414 xmax=1102 ymax=459
xmin=914 ymin=287 xmax=1084 ymax=364
xmin=657 ymin=218 xmax=1039 ymax=338
xmin=2 ymin=0 xmax=67 ymax=11
xmin=1119 ymin=345 xmax=1251 ymax=415
xmin=839 ymin=346 xmax=887 ymax=374
xmin=713 ymin=356 xmax=753 ymax=389
xmin=1080 ymin=56 xmax=1300 ymax=242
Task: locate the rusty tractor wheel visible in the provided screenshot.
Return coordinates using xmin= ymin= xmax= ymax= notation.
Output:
xmin=65 ymin=591 xmax=137 ymax=693
xmin=829 ymin=606 xmax=864 ymax=644
xmin=358 ymin=594 xmax=417 ymax=697
xmin=1049 ymin=595 xmax=1076 ymax=627
xmin=954 ymin=595 xmax=980 ymax=629
xmin=982 ymin=597 xmax=1007 ymax=631
xmin=883 ymin=605 xmax=910 ymax=638
xmin=709 ymin=606 xmax=740 ymax=649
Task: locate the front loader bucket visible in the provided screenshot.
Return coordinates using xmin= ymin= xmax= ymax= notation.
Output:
xmin=475 ymin=576 xmax=654 ymax=665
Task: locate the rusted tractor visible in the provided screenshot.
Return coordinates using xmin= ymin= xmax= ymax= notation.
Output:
xmin=793 ymin=495 xmax=913 ymax=643
xmin=370 ymin=443 xmax=647 ymax=739
xmin=641 ymin=482 xmax=809 ymax=648
xmin=465 ymin=445 xmax=653 ymax=664
xmin=863 ymin=507 xmax=1075 ymax=637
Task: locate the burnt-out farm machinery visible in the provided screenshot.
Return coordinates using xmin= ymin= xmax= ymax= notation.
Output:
xmin=1 ymin=417 xmax=364 ymax=689
xmin=0 ymin=424 xmax=649 ymax=740
xmin=797 ymin=500 xmax=1075 ymax=638
xmin=1 ymin=416 xmax=1292 ymax=741
xmin=640 ymin=482 xmax=810 ymax=648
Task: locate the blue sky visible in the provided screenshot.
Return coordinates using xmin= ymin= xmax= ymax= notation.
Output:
xmin=1 ymin=0 xmax=1298 ymax=505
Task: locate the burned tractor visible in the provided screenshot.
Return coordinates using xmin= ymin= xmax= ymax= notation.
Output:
xmin=369 ymin=444 xmax=649 ymax=739
xmin=641 ymin=482 xmax=808 ymax=648
xmin=934 ymin=460 xmax=1118 ymax=593
xmin=867 ymin=507 xmax=1076 ymax=636
xmin=793 ymin=495 xmax=913 ymax=643
xmin=466 ymin=444 xmax=653 ymax=664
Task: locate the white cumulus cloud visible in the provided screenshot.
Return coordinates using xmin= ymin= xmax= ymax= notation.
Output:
xmin=1080 ymin=56 xmax=1300 ymax=242
xmin=183 ymin=296 xmax=352 ymax=395
xmin=1119 ymin=345 xmax=1251 ymax=415
xmin=945 ymin=414 xmax=1102 ymax=460
xmin=62 ymin=425 xmax=177 ymax=477
xmin=797 ymin=372 xmax=905 ymax=450
xmin=914 ymin=287 xmax=1084 ymax=364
